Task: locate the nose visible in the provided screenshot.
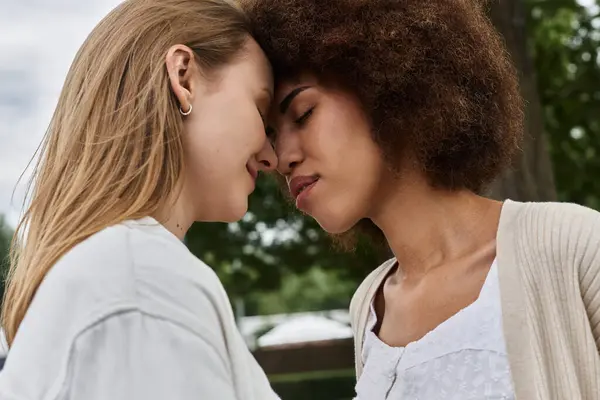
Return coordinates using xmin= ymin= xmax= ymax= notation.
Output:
xmin=255 ymin=139 xmax=278 ymax=172
xmin=275 ymin=134 xmax=303 ymax=176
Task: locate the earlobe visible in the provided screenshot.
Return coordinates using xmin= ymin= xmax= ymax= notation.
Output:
xmin=165 ymin=45 xmax=195 ymax=112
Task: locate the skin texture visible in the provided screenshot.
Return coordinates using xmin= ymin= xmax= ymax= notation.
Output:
xmin=162 ymin=38 xmax=277 ymax=237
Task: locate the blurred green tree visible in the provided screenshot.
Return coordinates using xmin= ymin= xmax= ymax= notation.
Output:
xmin=0 ymin=215 xmax=12 ymax=301
xmin=526 ymin=0 xmax=600 ymax=209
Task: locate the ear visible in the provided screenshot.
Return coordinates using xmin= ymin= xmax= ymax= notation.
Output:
xmin=165 ymin=45 xmax=198 ymax=113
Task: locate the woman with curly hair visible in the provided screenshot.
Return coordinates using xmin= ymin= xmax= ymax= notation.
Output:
xmin=243 ymin=0 xmax=600 ymax=398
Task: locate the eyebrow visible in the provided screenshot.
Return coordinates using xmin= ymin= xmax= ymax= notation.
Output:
xmin=279 ymin=86 xmax=311 ymax=114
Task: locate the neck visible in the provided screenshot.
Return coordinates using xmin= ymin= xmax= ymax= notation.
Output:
xmin=153 ymin=189 xmax=195 ymax=241
xmin=370 ymin=180 xmax=502 ymax=278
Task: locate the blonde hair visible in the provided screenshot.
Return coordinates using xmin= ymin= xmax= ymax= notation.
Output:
xmin=2 ymin=0 xmax=251 ymax=346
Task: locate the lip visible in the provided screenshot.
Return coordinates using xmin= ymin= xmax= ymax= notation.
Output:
xmin=289 ymin=175 xmax=319 ymax=199
xmin=246 ymin=164 xmax=258 ymax=181
xmin=296 ymin=180 xmax=318 ymax=210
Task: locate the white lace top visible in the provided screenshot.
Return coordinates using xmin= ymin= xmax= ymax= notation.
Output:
xmin=355 ymin=260 xmax=515 ymax=400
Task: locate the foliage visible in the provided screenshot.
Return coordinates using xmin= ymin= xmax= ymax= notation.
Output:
xmin=527 ymin=0 xmax=600 ymax=208
xmin=245 ymin=267 xmax=357 ymax=315
xmin=0 ymin=216 xmax=12 ymax=301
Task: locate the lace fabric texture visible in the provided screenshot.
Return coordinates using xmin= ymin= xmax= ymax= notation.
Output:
xmin=355 ymin=260 xmax=515 ymax=400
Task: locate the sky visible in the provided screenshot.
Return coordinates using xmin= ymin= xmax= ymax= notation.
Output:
xmin=0 ymin=0 xmax=122 ymax=227
xmin=0 ymin=0 xmax=598 ymax=229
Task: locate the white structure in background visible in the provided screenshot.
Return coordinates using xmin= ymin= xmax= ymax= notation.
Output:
xmin=257 ymin=314 xmax=353 ymax=348
xmin=238 ymin=309 xmax=350 ymax=350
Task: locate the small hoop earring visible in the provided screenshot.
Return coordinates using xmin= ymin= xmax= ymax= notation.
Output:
xmin=179 ymin=104 xmax=192 ymax=116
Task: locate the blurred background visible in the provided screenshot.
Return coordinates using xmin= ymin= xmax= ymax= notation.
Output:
xmin=0 ymin=0 xmax=599 ymax=398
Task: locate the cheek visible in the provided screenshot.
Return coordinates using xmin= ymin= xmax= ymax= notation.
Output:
xmin=335 ymin=148 xmax=384 ymax=208
xmin=311 ymin=98 xmax=374 ymax=159
xmin=181 ymin=117 xmax=231 ymax=187
xmin=317 ymin=113 xmax=382 ymax=183
xmin=215 ymin=99 xmax=265 ymax=152
xmin=180 ymin=121 xmax=253 ymax=221
xmin=185 ymin=100 xmax=262 ymax=162
xmin=181 ymin=105 xmax=265 ymax=207
xmin=308 ymin=141 xmax=384 ymax=233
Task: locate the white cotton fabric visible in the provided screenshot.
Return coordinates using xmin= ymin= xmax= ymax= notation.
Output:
xmin=355 ymin=260 xmax=515 ymax=400
xmin=0 ymin=217 xmax=279 ymax=400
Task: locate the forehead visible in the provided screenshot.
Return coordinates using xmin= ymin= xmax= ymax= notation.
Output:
xmin=225 ymin=39 xmax=273 ymax=90
xmin=246 ymin=39 xmax=271 ymax=73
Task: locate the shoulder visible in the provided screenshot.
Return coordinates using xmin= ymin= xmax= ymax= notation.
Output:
xmin=0 ymin=225 xmax=136 ymax=399
xmin=52 ymin=219 xmax=229 ymax=318
xmin=53 ymin=222 xmax=133 ymax=275
xmin=500 ymin=200 xmax=600 ymax=244
xmin=11 ymin=225 xmax=138 ymax=365
xmin=122 ymin=223 xmax=232 ymax=329
xmin=27 ymin=219 xmax=230 ymax=345
xmin=1 ymin=223 xmax=236 ymax=399
xmin=501 ymin=199 xmax=600 ymax=222
xmin=499 ymin=200 xmax=600 ymax=273
xmin=349 ymin=257 xmax=396 ymax=332
xmin=0 ymin=310 xmax=234 ymax=400
xmin=70 ymin=311 xmax=252 ymax=400
xmin=36 ymin=224 xmax=137 ymax=322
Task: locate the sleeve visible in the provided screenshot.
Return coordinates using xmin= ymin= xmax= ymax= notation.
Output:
xmin=578 ymin=208 xmax=600 ymax=350
xmin=59 ymin=311 xmax=238 ymax=400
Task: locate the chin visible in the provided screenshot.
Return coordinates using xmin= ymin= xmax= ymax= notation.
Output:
xmin=313 ymin=213 xmax=360 ymax=235
xmin=309 ymin=201 xmax=364 ymax=234
xmin=224 ymin=202 xmax=249 ymax=223
xmin=210 ymin=197 xmax=248 ymax=223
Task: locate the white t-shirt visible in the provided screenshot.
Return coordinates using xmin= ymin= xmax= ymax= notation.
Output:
xmin=355 ymin=260 xmax=515 ymax=399
xmin=0 ymin=217 xmax=279 ymax=400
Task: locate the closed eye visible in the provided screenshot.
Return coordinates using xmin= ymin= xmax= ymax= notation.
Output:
xmin=295 ymin=107 xmax=314 ymax=126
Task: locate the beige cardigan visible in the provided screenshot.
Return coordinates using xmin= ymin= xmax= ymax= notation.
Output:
xmin=350 ymin=200 xmax=600 ymax=399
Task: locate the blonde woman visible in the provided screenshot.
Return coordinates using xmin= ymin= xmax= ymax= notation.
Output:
xmin=0 ymin=1 xmax=279 ymax=399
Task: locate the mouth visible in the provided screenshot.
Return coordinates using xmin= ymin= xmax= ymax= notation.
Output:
xmin=246 ymin=164 xmax=258 ymax=181
xmin=289 ymin=175 xmax=319 ymax=199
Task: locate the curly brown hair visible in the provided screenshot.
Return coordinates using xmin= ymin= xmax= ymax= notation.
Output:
xmin=243 ymin=0 xmax=523 ymax=193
